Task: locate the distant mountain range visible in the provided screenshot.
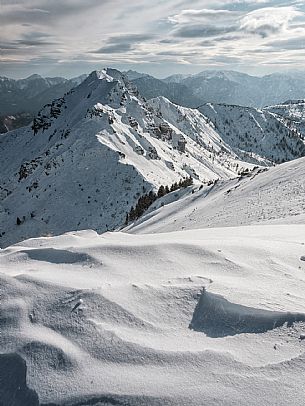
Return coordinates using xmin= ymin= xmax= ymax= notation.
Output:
xmin=125 ymin=70 xmax=305 ymax=109
xmin=1 ymin=69 xmax=305 ymax=133
xmin=127 ymin=72 xmax=203 ymax=108
xmin=1 ymin=68 xmax=305 ymax=247
xmin=0 ymin=74 xmax=87 ymax=132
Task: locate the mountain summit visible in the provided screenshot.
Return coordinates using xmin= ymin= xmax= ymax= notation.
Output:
xmin=0 ymin=68 xmax=249 ymax=246
xmin=0 ymin=68 xmax=304 ymax=247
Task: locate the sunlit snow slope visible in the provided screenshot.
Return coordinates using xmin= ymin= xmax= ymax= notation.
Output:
xmin=1 ymin=224 xmax=305 ymax=405
xmin=128 ymin=157 xmax=305 ymax=234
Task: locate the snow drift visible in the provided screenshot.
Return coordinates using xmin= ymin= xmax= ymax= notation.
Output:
xmin=190 ymin=288 xmax=305 ymax=338
xmin=1 ymin=224 xmax=305 ymax=405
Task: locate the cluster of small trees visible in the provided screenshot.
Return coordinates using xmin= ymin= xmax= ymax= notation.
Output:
xmin=126 ymin=177 xmax=193 ymax=224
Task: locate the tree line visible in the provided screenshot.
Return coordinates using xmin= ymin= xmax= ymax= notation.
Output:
xmin=126 ymin=177 xmax=193 ymax=224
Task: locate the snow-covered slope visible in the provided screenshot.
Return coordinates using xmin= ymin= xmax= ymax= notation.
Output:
xmin=128 ymin=156 xmax=305 ymax=234
xmin=149 ymin=96 xmax=274 ymax=168
xmin=1 ymin=224 xmax=305 ymax=405
xmin=198 ymin=103 xmax=305 ymax=164
xmin=265 ymin=99 xmax=305 ymax=137
xmin=0 ymin=69 xmax=259 ymax=248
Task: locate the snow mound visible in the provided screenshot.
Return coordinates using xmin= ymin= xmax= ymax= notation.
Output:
xmin=1 ymin=225 xmax=305 ymax=404
xmin=190 ymin=288 xmax=305 ymax=338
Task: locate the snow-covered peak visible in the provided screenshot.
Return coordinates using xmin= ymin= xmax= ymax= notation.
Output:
xmin=25 ymin=73 xmax=43 ymax=81
xmin=1 ymin=68 xmax=305 ymax=248
xmin=30 ymin=68 xmax=134 ymax=134
xmin=87 ymin=68 xmax=130 ymax=84
xmin=90 ymin=69 xmax=115 ymax=82
xmin=0 ymin=69 xmax=260 ymax=247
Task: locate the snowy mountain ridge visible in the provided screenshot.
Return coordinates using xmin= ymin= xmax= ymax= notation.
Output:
xmin=0 ymin=68 xmax=255 ymax=248
xmin=1 ymin=68 xmax=304 ymax=248
xmin=265 ymin=99 xmax=305 ymax=137
xmin=198 ymin=102 xmax=305 ymax=164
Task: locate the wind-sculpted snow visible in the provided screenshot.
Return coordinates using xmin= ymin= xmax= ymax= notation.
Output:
xmin=42 ymin=394 xmax=175 ymax=406
xmin=190 ymin=288 xmax=305 ymax=337
xmin=20 ymin=248 xmax=94 ymax=264
xmin=1 ymin=225 xmax=305 ymax=404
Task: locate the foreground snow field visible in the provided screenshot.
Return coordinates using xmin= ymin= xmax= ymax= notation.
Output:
xmin=1 ymin=224 xmax=305 ymax=405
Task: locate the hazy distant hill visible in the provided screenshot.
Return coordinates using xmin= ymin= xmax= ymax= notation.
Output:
xmin=127 ymin=70 xmax=305 ymax=109
xmin=126 ymin=73 xmax=203 ymax=108
xmin=0 ymin=74 xmax=87 ymax=132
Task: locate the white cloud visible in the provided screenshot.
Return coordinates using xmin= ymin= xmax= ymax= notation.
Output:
xmin=1 ymin=0 xmax=305 ymax=77
xmin=240 ymin=6 xmax=303 ymax=37
xmin=168 ymin=9 xmax=233 ymax=25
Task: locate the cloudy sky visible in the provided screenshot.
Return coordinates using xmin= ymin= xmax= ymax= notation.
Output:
xmin=1 ymin=0 xmax=305 ymax=78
